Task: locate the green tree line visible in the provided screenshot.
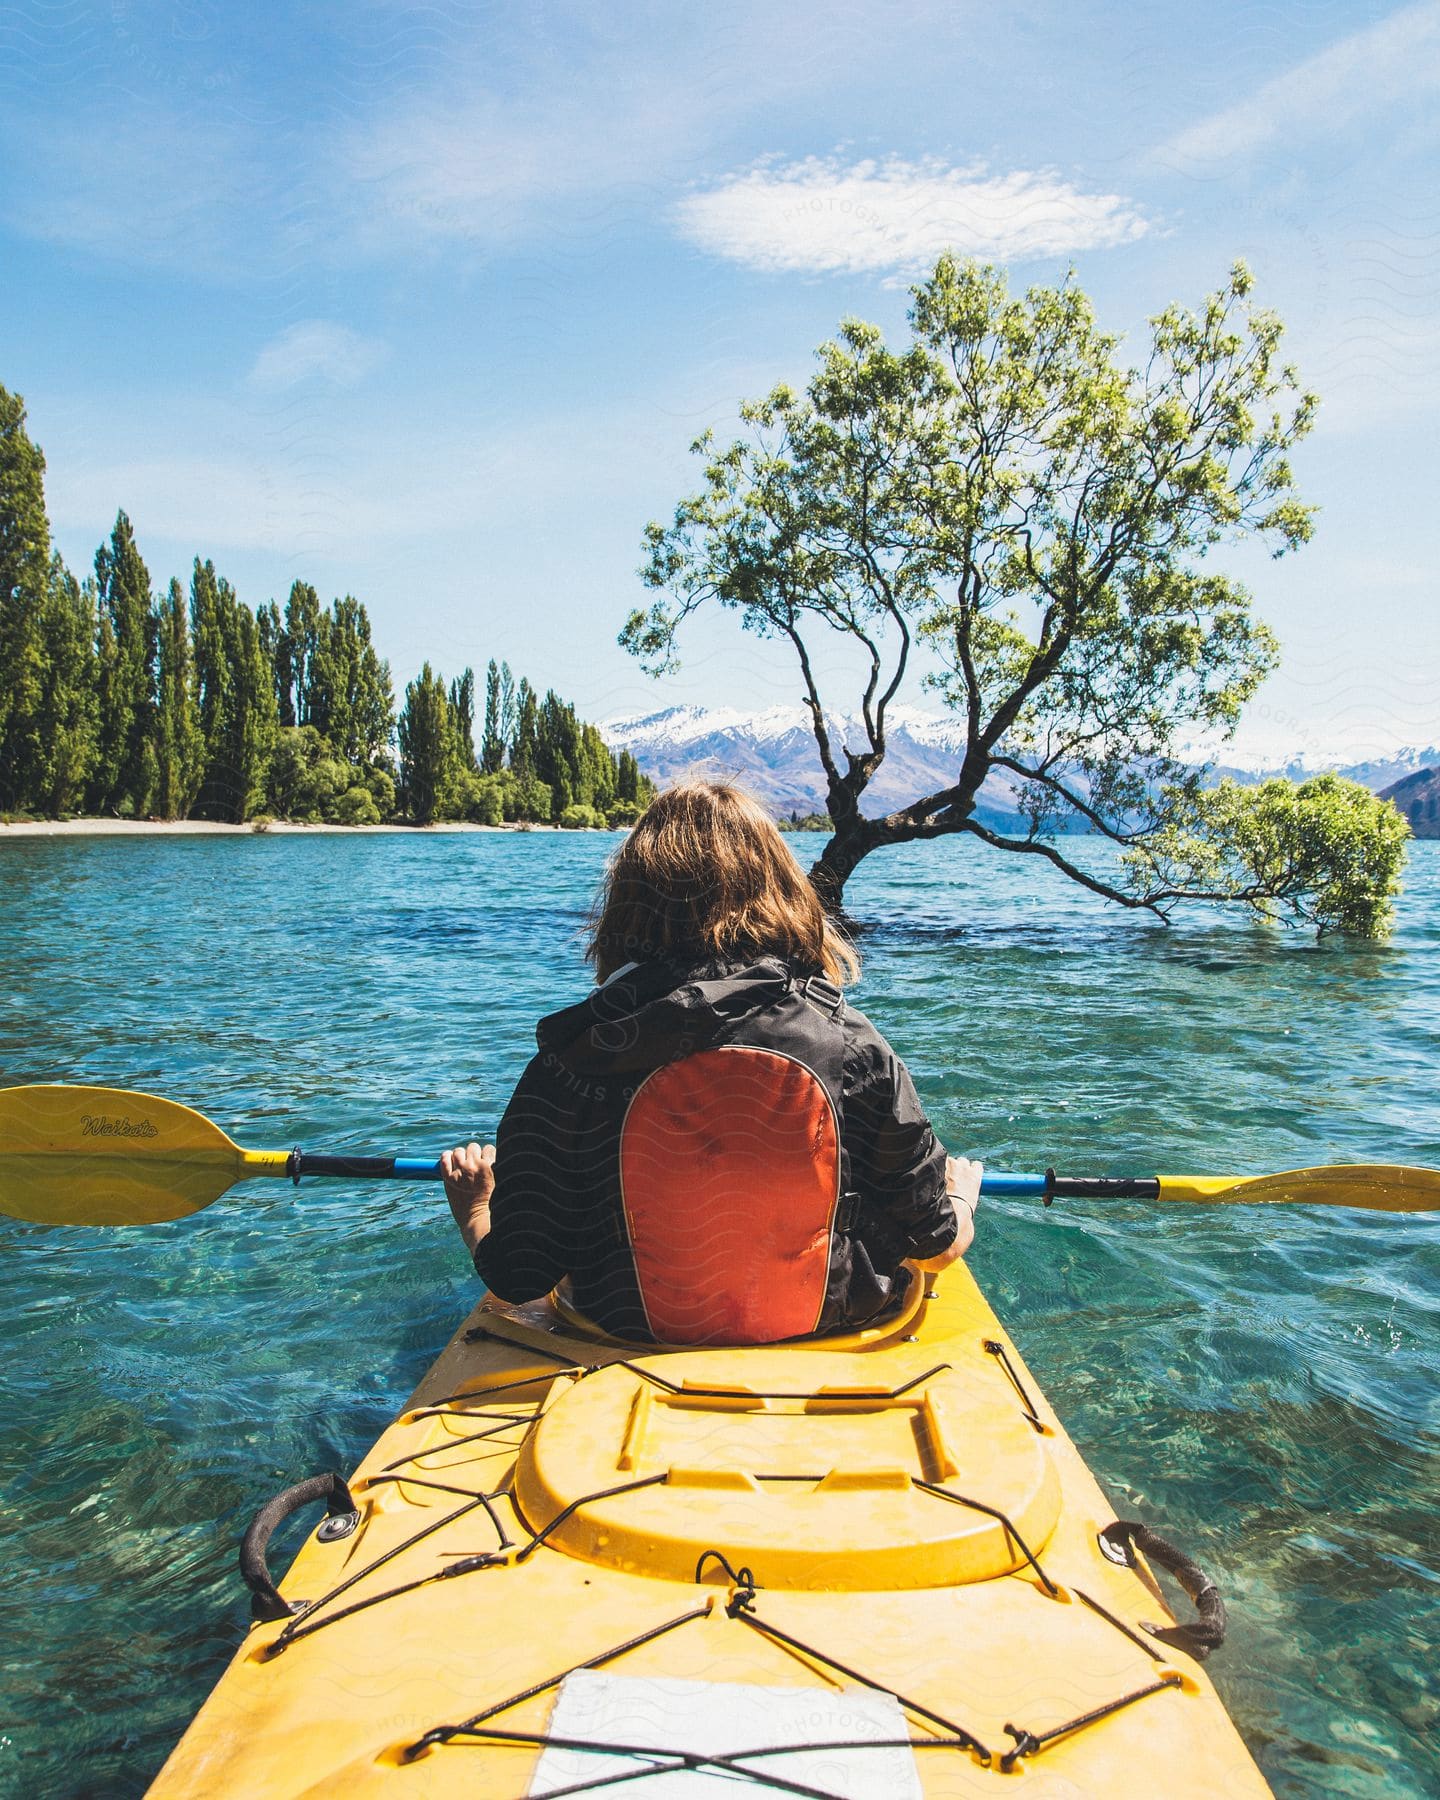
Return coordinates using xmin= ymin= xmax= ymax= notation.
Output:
xmin=0 ymin=386 xmax=648 ymax=828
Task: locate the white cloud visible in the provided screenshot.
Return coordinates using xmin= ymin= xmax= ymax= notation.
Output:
xmin=1159 ymin=1 xmax=1440 ymax=167
xmin=247 ymin=323 xmax=386 ymax=392
xmin=674 ymin=157 xmax=1151 ymax=276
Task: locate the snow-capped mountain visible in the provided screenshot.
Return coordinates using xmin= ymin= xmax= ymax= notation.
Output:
xmin=605 ymin=704 xmax=1440 ymax=819
xmin=606 ymin=704 xmax=1023 ymax=822
xmin=1209 ymin=743 xmax=1440 ymax=792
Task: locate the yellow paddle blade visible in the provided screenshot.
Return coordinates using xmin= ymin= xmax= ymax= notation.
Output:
xmin=0 ymin=1085 xmax=250 ymax=1225
xmin=1161 ymin=1165 xmax=1440 ymax=1213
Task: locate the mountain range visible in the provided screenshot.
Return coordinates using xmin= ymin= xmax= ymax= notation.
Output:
xmin=605 ymin=704 xmax=1440 ymax=826
xmin=1379 ymin=766 xmax=1440 ymax=839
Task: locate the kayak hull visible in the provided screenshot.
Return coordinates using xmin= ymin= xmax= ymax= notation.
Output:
xmin=147 ymin=1265 xmax=1273 ymax=1797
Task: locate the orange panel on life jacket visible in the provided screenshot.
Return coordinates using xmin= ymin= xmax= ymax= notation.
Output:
xmin=619 ymin=1045 xmax=841 ymax=1346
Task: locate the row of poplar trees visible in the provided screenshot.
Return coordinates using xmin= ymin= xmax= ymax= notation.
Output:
xmin=397 ymin=661 xmax=652 ymax=827
xmin=0 ymin=386 xmax=647 ymax=826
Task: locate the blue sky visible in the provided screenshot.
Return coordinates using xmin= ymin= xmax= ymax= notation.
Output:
xmin=3 ymin=0 xmax=1437 ymax=758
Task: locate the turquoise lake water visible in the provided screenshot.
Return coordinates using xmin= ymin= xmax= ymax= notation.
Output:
xmin=0 ymin=831 xmax=1436 ymax=1798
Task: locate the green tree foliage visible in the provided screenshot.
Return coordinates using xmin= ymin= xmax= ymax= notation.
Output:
xmin=231 ymin=604 xmax=279 ymax=821
xmin=461 ymin=769 xmax=506 ymax=825
xmin=153 ymin=578 xmax=203 ymax=818
xmin=266 ymin=725 xmax=321 ymax=820
xmin=257 ymin=601 xmax=285 ymax=723
xmin=535 ymin=689 xmax=582 ymax=813
xmin=366 ymin=765 xmax=397 ymax=817
xmin=0 ymin=386 xmax=51 ymax=810
xmin=332 ymin=783 xmax=382 ymax=825
xmin=397 ymin=662 xmax=464 ymax=823
xmin=524 ymin=688 xmax=643 ymax=822
xmin=189 ymin=559 xmax=230 ymax=817
xmin=1136 ymin=774 xmax=1411 ymax=938
xmin=263 ymin=725 xmax=360 ymax=821
xmin=511 ymin=677 xmax=538 ymax=776
xmin=273 ymin=581 xmax=321 ymax=728
xmin=91 ymin=512 xmax=158 ymax=814
xmin=33 ymin=557 xmax=98 ymax=815
xmin=264 ymin=723 xmax=395 ymax=827
xmin=616 ymin=750 xmax=642 ymax=805
xmin=190 ymin=559 xmax=277 ymax=822
xmin=582 ymin=723 xmax=618 ymax=813
xmin=505 ymin=770 xmax=552 ymax=823
xmin=481 ymin=659 xmax=506 ymax=773
xmin=603 ymin=749 xmax=654 ymax=825
xmin=306 ymin=597 xmax=393 ymax=767
xmin=630 ymin=256 xmax=1406 ymax=937
xmin=264 ymin=584 xmax=392 ymax=771
xmin=449 ymin=668 xmax=477 ymax=771
xmin=500 ymin=664 xmax=518 ymax=748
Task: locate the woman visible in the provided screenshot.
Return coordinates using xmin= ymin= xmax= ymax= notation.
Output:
xmin=442 ymin=781 xmax=981 ymax=1344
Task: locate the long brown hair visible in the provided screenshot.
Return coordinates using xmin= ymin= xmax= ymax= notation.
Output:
xmin=587 ymin=781 xmax=859 ymax=985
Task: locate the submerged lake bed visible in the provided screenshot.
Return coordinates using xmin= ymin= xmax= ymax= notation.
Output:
xmin=1 ymin=832 xmax=1436 ymax=1798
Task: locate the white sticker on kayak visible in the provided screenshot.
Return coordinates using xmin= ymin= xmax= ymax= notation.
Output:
xmin=528 ymin=1670 xmax=924 ymax=1798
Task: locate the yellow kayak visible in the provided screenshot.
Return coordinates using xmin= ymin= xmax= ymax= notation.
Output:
xmin=147 ymin=1265 xmax=1273 ymax=1797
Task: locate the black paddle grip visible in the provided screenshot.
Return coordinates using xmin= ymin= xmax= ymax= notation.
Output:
xmin=1045 ymin=1169 xmax=1162 ymax=1202
xmin=239 ymin=1471 xmax=360 ymax=1622
xmin=287 ymin=1150 xmax=397 ymax=1183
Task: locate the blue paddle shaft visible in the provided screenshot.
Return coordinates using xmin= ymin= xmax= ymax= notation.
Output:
xmin=980 ymin=1173 xmax=1051 ymax=1198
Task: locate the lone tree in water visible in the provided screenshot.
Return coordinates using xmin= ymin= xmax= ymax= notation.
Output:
xmin=627 ymin=258 xmax=1408 ymax=936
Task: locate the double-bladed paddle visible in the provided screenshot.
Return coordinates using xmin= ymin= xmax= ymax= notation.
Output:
xmin=0 ymin=1083 xmax=1436 ymax=1226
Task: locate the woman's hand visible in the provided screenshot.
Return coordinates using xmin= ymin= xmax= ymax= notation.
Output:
xmin=912 ymin=1153 xmax=983 ymax=1270
xmin=441 ymin=1141 xmax=496 ymax=1257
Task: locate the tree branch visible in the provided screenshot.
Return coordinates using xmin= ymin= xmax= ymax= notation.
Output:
xmin=988 ymin=753 xmax=1154 ymax=843
xmin=952 ymin=565 xmax=983 ymax=753
xmin=873 ymin=603 xmax=910 ymax=754
xmin=779 ymin=613 xmax=843 ymax=798
xmin=959 ymin=818 xmax=1168 ymax=917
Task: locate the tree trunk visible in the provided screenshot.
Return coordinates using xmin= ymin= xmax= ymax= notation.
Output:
xmin=807 ymin=723 xmax=987 ymax=914
xmin=809 ymin=817 xmax=885 ymax=914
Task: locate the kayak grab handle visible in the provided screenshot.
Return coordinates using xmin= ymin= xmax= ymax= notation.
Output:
xmin=1097 ymin=1520 xmax=1228 ymax=1661
xmin=982 ymin=1171 xmax=1162 ymax=1202
xmin=239 ymin=1471 xmax=361 ymax=1622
